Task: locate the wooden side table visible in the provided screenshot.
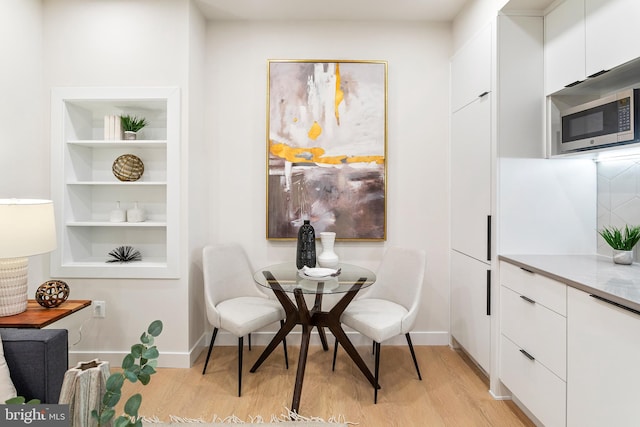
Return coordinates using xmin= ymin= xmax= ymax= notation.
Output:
xmin=0 ymin=299 xmax=91 ymax=328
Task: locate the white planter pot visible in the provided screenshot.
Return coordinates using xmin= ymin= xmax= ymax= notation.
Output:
xmin=613 ymin=249 xmax=634 ymax=265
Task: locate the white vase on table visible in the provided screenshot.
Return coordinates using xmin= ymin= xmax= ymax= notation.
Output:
xmin=318 ymin=232 xmax=339 ymax=269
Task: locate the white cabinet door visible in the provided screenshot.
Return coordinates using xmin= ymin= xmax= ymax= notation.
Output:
xmin=451 ymin=95 xmax=491 ymax=262
xmin=567 ymin=287 xmax=640 ymax=427
xmin=450 ymin=250 xmax=491 ymax=372
xmin=451 ymin=23 xmax=492 ymax=113
xmin=586 ymin=0 xmax=640 ymax=77
xmin=544 ymin=0 xmax=585 ymax=95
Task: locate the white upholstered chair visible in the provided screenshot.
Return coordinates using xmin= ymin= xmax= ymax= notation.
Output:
xmin=332 ymin=246 xmax=426 ymax=403
xmin=202 ymin=244 xmax=288 ymax=396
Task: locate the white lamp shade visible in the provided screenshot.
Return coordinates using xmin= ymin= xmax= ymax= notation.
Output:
xmin=0 ymin=199 xmax=57 ymax=259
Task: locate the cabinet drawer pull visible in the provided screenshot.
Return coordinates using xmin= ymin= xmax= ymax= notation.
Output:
xmin=587 ymin=69 xmax=609 ymax=79
xmin=478 ymin=91 xmax=489 ymax=98
xmin=520 ymin=295 xmax=536 ymax=304
xmin=589 ymin=294 xmax=640 ymax=316
xmin=519 ymin=349 xmax=535 ymax=361
xmin=519 ymin=267 xmax=534 ymax=274
xmin=486 ymin=270 xmax=491 ymax=316
xmin=486 ymin=215 xmax=492 ymax=261
xmin=565 ymin=80 xmax=583 ymax=88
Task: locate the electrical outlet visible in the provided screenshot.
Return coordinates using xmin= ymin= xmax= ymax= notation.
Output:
xmin=93 ymin=301 xmax=106 ymax=318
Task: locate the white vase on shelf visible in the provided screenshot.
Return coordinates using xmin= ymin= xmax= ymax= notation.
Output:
xmin=127 ymin=202 xmax=146 ymax=223
xmin=109 ymin=201 xmax=126 ymax=223
xmin=318 ymin=232 xmax=339 ymax=269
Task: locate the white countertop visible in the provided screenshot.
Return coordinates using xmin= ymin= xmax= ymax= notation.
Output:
xmin=499 ymin=254 xmax=640 ymax=312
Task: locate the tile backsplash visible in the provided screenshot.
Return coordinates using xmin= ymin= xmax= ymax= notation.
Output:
xmin=597 ymin=159 xmax=640 ymax=261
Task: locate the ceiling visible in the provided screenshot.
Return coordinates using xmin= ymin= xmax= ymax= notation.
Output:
xmin=194 ymin=0 xmax=471 ymax=22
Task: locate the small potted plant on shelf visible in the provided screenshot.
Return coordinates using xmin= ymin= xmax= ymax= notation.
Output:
xmin=598 ymin=224 xmax=640 ymax=265
xmin=120 ymin=114 xmax=147 ymax=140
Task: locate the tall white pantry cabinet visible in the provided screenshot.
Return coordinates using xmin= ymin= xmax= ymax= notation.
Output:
xmin=50 ymin=87 xmax=181 ymax=279
xmin=449 ymin=14 xmax=544 ymax=379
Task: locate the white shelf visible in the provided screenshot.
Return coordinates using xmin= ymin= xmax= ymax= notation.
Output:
xmin=66 ymin=221 xmax=167 ymax=227
xmin=67 ymin=181 xmax=167 ymax=186
xmin=68 ymin=140 xmax=167 ymax=148
xmin=50 ymin=87 xmax=180 ymax=279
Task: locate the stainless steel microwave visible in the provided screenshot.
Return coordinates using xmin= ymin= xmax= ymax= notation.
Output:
xmin=560 ymin=88 xmax=640 ymax=153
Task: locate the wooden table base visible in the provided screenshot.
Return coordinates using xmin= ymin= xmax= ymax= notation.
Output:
xmin=250 ymin=272 xmax=379 ymax=414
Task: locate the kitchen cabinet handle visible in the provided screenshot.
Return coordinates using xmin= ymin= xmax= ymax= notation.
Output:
xmin=519 ymin=267 xmax=534 ymax=274
xmin=520 ymin=295 xmax=535 ymax=304
xmin=589 ymin=294 xmax=640 ymax=316
xmin=486 ymin=215 xmax=492 ymax=261
xmin=519 ymin=349 xmax=535 ymax=361
xmin=478 ymin=91 xmax=489 ymax=98
xmin=587 ymin=69 xmax=609 ymax=79
xmin=486 ymin=270 xmax=491 ymax=316
xmin=565 ymin=80 xmax=583 ymax=88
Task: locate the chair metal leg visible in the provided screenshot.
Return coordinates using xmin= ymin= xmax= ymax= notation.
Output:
xmin=248 ymin=333 xmax=252 ymax=351
xmin=374 ymin=341 xmax=381 ymax=404
xmin=405 ymin=333 xmax=422 ymax=380
xmin=280 ymin=320 xmax=289 ymax=369
xmin=202 ymin=327 xmax=218 ymax=375
xmin=332 ymin=337 xmax=338 ymax=371
xmin=372 ymin=340 xmax=376 ymax=355
xmin=238 ymin=336 xmax=244 ymax=397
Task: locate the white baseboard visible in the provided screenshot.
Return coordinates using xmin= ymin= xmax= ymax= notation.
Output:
xmin=70 ymin=330 xmax=450 ymax=369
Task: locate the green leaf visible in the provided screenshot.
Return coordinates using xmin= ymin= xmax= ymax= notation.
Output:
xmin=138 ymin=372 xmax=151 ymax=385
xmin=140 ymin=332 xmax=151 ymax=344
xmin=124 ymin=369 xmax=139 ymax=383
xmin=100 ymin=408 xmax=116 ymax=425
xmin=106 ymin=373 xmax=125 ymax=391
xmin=122 ymin=353 xmax=135 ymax=369
xmin=4 ymin=396 xmax=25 ymax=404
xmin=114 ymin=416 xmax=133 ymax=427
xmin=141 ymin=364 xmax=156 ymax=375
xmin=103 ymin=390 xmax=121 ymax=407
xmin=131 ymin=344 xmax=144 ymax=358
xmin=124 ymin=394 xmax=142 ymax=418
xmin=148 ymin=320 xmax=163 ymax=337
xmin=147 ymin=360 xmax=158 ymax=369
xmin=143 ymin=347 xmax=159 ymax=359
xmin=26 ymin=399 xmax=41 ymax=405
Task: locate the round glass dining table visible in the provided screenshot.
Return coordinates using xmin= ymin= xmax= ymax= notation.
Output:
xmin=250 ymin=262 xmax=378 ymax=414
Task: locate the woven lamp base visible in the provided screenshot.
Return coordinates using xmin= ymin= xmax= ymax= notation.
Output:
xmin=0 ymin=257 xmax=29 ymax=316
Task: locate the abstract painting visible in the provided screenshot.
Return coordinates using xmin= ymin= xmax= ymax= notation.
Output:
xmin=267 ymin=60 xmax=387 ymax=240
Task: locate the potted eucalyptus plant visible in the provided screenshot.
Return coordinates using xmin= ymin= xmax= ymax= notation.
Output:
xmin=598 ymin=224 xmax=640 ymax=265
xmin=120 ymin=115 xmax=147 ymax=140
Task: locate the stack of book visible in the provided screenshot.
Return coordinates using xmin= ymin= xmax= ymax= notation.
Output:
xmin=104 ymin=115 xmax=122 ymax=140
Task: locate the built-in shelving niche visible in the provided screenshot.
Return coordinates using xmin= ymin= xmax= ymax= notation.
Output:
xmin=50 ymin=87 xmax=180 ymax=279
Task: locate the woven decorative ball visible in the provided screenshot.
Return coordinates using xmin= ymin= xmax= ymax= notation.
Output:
xmin=35 ymin=280 xmax=70 ymax=308
xmin=112 ymin=154 xmax=144 ymax=182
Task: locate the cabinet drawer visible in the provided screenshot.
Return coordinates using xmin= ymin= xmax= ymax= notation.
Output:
xmin=501 ymin=335 xmax=566 ymax=427
xmin=501 ymin=286 xmax=566 ymax=379
xmin=500 ymin=261 xmax=566 ymax=315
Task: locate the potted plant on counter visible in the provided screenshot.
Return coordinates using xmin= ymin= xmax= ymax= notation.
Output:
xmin=598 ymin=224 xmax=640 ymax=265
xmin=121 ymin=114 xmax=147 ymax=140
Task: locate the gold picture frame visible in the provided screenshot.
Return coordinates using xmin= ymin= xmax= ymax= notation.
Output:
xmin=266 ymin=59 xmax=387 ymax=240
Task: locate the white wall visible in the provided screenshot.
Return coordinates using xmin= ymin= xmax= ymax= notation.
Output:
xmin=205 ymin=20 xmax=453 ymax=342
xmin=41 ymin=0 xmax=196 ymax=367
xmin=0 ymin=0 xmax=49 ymax=286
xmin=2 ymin=1 xmax=453 ymax=369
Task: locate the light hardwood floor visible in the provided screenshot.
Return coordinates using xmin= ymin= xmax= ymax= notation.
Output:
xmin=118 ymin=344 xmax=535 ymax=426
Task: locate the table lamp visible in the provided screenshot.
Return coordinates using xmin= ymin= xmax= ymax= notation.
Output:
xmin=0 ymin=199 xmax=56 ymax=317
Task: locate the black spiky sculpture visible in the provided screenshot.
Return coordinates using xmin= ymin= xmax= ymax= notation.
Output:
xmin=106 ymin=246 xmax=142 ymax=263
